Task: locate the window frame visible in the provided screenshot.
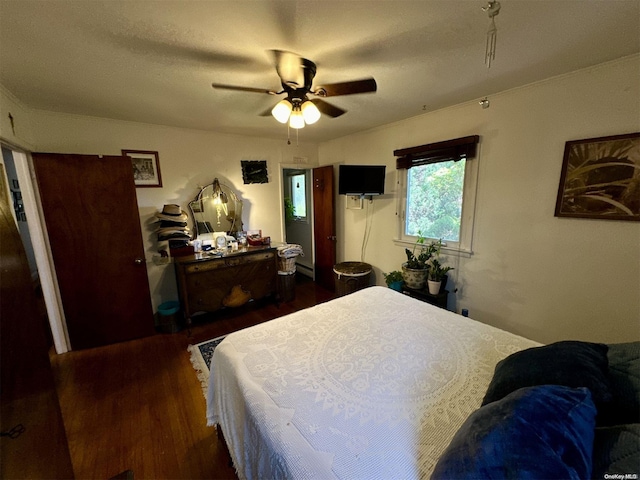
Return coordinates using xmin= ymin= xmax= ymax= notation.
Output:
xmin=394 ymin=137 xmax=480 ymax=256
xmin=286 ymin=169 xmax=310 ymax=224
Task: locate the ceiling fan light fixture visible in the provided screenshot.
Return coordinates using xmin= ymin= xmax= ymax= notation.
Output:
xmin=211 ymin=51 xmax=377 ymax=137
xmin=272 ymin=99 xmax=292 ymax=123
xmin=289 ymin=108 xmax=305 ymax=129
xmin=301 ymin=100 xmax=321 ymax=125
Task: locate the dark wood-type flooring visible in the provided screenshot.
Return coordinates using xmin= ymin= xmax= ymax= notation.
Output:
xmin=50 ymin=274 xmax=335 ymax=480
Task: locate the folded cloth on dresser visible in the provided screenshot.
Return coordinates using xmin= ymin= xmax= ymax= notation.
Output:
xmin=276 ymin=243 xmax=304 ymax=257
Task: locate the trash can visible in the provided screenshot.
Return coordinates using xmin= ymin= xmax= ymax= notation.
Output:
xmin=277 ymin=271 xmax=297 ymax=302
xmin=333 ymin=262 xmax=373 ymax=297
xmin=156 ymin=300 xmax=182 ymax=333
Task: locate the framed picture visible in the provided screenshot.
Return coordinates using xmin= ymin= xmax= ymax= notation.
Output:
xmin=554 ymin=132 xmax=640 ymax=221
xmin=122 ymin=149 xmax=163 ymax=188
xmin=241 ymin=160 xmax=268 ymax=184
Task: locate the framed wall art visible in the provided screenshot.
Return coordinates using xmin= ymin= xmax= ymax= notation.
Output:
xmin=241 ymin=160 xmax=268 ymax=184
xmin=122 ymin=149 xmax=163 ymax=188
xmin=554 ymin=132 xmax=639 ymax=221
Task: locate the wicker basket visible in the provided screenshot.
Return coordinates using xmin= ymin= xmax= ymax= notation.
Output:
xmin=278 ymin=256 xmax=297 ymax=274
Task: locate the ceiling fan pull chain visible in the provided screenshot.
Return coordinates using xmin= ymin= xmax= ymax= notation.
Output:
xmin=485 ymin=17 xmax=497 ymax=68
xmin=482 ymin=1 xmax=501 ymax=69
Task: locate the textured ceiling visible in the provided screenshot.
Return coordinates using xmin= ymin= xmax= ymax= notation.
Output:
xmin=1 ymin=0 xmax=639 ymax=143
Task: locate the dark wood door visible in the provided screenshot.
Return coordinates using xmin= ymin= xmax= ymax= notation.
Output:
xmin=0 ymin=164 xmax=75 ymax=479
xmin=313 ymin=165 xmax=336 ymax=291
xmin=32 ymin=153 xmax=155 ymax=350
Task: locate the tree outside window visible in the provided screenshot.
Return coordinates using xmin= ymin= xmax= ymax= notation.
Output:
xmin=290 ymin=173 xmax=307 ymax=219
xmin=406 ymin=160 xmax=465 ymax=242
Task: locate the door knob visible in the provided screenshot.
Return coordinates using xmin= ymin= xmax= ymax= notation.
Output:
xmin=327 ymin=235 xmax=337 ymax=241
xmin=134 ymin=258 xmax=144 ymax=265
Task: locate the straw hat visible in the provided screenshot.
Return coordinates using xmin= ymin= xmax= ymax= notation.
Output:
xmin=162 ymin=204 xmax=181 ymax=215
xmin=222 ymin=285 xmax=251 ymax=308
xmin=155 ymin=204 xmax=188 ymax=222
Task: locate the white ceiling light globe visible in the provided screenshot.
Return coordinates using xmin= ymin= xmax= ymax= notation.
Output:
xmin=289 ymin=109 xmax=305 ymax=129
xmin=301 ymin=100 xmax=321 ymax=124
xmin=272 ymin=99 xmax=292 ymax=123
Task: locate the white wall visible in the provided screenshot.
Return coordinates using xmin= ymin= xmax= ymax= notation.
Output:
xmin=2 ymin=55 xmax=638 ymax=345
xmin=319 ymin=55 xmax=640 ymax=344
xmin=26 ymin=113 xmax=318 ymax=309
xmin=0 ymin=85 xmax=35 ymax=149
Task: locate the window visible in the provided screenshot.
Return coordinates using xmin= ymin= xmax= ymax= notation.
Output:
xmin=290 ymin=172 xmax=307 ymax=219
xmin=406 ymin=160 xmax=465 ymax=241
xmin=395 ymin=135 xmax=479 ymax=254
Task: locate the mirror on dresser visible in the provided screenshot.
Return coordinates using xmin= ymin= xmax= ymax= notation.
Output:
xmin=178 ymin=179 xmax=278 ymax=323
xmin=189 ymin=178 xmax=243 ymax=237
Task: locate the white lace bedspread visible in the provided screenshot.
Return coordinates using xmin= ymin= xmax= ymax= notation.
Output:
xmin=207 ymin=286 xmax=540 ymax=479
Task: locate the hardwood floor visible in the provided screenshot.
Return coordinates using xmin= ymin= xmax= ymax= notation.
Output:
xmin=50 ymin=275 xmax=335 ymax=479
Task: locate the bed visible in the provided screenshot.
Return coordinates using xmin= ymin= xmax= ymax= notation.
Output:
xmin=206 ymin=286 xmax=640 ymax=478
xmin=206 ymin=286 xmax=541 ymax=478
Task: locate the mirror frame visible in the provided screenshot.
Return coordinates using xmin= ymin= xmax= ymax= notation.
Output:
xmin=189 ymin=178 xmax=243 ymax=237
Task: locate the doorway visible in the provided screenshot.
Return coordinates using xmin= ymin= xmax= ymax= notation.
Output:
xmin=0 ymin=157 xmax=75 ymax=479
xmin=280 ymin=164 xmax=337 ymax=292
xmin=282 ymin=167 xmax=314 ymax=278
xmin=1 ymin=146 xmax=37 ymax=279
xmin=0 ymin=145 xmax=70 ymax=353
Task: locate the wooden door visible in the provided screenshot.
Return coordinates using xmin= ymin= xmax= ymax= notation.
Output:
xmin=0 ymin=164 xmax=75 ymax=479
xmin=312 ymin=165 xmax=336 ymax=291
xmin=32 ymin=153 xmax=155 ymax=350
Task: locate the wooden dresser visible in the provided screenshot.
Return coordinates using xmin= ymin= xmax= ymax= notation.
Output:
xmin=174 ymin=246 xmax=277 ymax=322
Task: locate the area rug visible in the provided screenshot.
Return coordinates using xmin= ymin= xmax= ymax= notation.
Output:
xmin=187 ymin=335 xmax=226 ymax=398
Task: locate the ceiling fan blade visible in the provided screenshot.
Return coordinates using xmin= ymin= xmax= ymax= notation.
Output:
xmin=311 ymin=98 xmax=346 ymax=118
xmin=272 ymin=50 xmax=306 ymax=88
xmin=212 ymin=83 xmax=278 ymax=95
xmin=259 ymin=105 xmax=275 ymax=117
xmin=313 ymin=78 xmax=377 ymax=97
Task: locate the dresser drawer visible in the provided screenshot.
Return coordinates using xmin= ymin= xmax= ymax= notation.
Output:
xmin=175 ymin=248 xmax=278 ymax=320
xmin=183 ymin=251 xmax=275 ymax=274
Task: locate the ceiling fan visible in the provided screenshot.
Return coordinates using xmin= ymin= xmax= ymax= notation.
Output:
xmin=211 ymin=50 xmax=377 ymax=129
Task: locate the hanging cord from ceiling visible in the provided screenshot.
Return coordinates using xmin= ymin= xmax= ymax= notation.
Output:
xmin=482 ymin=0 xmax=501 ymax=68
xmin=360 ymin=198 xmax=375 ymax=262
xmin=286 ymin=124 xmax=301 ymax=146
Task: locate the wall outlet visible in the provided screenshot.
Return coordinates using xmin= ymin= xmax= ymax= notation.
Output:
xmin=346 ymin=195 xmax=363 ymax=210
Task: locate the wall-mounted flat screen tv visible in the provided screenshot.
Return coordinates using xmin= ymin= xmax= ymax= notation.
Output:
xmin=338 ymin=165 xmax=386 ymax=196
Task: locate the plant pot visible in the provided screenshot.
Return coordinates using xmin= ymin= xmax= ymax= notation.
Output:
xmin=402 ymin=263 xmax=427 ymax=290
xmin=388 ymin=280 xmax=403 ymax=292
xmin=427 ymin=280 xmax=441 ymax=295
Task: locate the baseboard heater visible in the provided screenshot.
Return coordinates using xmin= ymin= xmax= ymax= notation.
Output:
xmin=296 ymin=263 xmax=313 ymax=278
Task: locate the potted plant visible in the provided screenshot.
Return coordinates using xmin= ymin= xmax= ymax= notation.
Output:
xmin=427 ymin=258 xmax=454 ymax=295
xmin=284 ymin=197 xmax=295 ymax=223
xmin=401 ymin=234 xmax=439 ymax=290
xmin=383 ymin=270 xmax=404 ymax=292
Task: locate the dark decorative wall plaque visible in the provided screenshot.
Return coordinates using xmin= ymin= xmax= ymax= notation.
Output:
xmin=241 ymin=160 xmax=268 ymax=184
